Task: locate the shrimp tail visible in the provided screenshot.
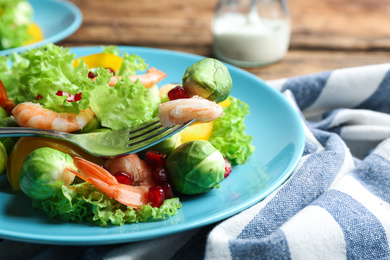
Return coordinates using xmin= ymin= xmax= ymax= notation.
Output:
xmin=70 ymin=157 xmax=150 ymax=208
xmin=70 ymin=157 xmax=119 ymax=196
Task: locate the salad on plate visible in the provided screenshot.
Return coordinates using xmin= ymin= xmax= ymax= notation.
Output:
xmin=0 ymin=44 xmax=255 ymax=226
xmin=0 ymin=0 xmax=43 ymax=51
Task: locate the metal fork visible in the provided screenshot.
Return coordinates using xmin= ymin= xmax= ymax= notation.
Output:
xmin=0 ymin=118 xmax=195 ymax=158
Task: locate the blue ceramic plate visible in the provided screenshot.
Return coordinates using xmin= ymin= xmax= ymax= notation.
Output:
xmin=0 ymin=0 xmax=82 ymax=56
xmin=0 ymin=46 xmax=305 ymax=245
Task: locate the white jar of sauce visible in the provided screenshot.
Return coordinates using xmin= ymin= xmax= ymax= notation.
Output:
xmin=212 ymin=0 xmax=290 ymax=67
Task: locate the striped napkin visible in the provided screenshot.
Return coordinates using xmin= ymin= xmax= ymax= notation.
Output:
xmin=2 ymin=63 xmax=390 ymax=260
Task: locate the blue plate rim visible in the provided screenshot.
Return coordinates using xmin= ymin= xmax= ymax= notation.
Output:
xmin=0 ymin=0 xmax=82 ymax=56
xmin=0 ymin=45 xmax=305 ymax=245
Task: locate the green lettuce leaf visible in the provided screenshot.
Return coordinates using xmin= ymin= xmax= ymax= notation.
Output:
xmin=117 ymin=52 xmax=148 ymax=77
xmin=101 ymin=45 xmax=148 ymax=76
xmin=0 ymin=56 xmax=19 ymax=97
xmin=89 ymin=68 xmax=160 ymax=130
xmin=0 ymin=44 xmax=159 ymax=130
xmin=0 ymin=0 xmax=33 ymax=50
xmin=101 ymin=45 xmax=121 ymax=56
xmin=209 ymin=96 xmax=255 ymax=165
xmin=0 ymin=44 xmax=93 ymax=114
xmin=32 ymin=181 xmax=181 ymax=227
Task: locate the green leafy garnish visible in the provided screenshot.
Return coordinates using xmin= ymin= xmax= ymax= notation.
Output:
xmin=0 ymin=44 xmax=159 ymax=129
xmin=209 ymin=96 xmax=255 ymax=165
xmin=0 ymin=0 xmax=33 ymax=50
xmin=32 ymin=182 xmax=181 ymax=227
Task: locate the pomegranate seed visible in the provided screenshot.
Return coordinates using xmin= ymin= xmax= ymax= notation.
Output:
xmin=56 ymin=90 xmax=74 ymax=102
xmin=224 ymin=158 xmax=232 ymax=178
xmin=105 ymin=67 xmax=115 ymax=75
xmin=145 ymin=150 xmax=167 ymax=168
xmin=152 ymin=167 xmax=169 ymax=184
xmin=168 ymin=85 xmax=190 ymax=100
xmin=55 ymin=90 xmax=82 ymax=102
xmin=149 ymin=186 xmax=165 ymax=207
xmin=161 ymin=183 xmax=173 ymax=199
xmin=74 ymin=92 xmax=82 ymax=101
xmin=113 ymin=171 xmax=133 ymax=185
xmin=36 ymin=94 xmax=43 ymax=100
xmin=88 ymin=71 xmax=96 ymax=79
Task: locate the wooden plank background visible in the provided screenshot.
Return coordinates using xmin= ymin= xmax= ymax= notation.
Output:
xmin=63 ymin=0 xmax=390 ymax=80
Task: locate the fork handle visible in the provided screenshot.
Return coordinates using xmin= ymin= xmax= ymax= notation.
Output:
xmin=0 ymin=127 xmax=68 ymax=139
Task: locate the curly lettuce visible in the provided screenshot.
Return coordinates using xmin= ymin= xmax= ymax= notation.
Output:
xmin=32 ymin=182 xmax=181 ymax=227
xmin=209 ymin=96 xmax=255 ymax=165
xmin=0 ymin=0 xmax=33 ymax=50
xmin=89 ymin=68 xmax=160 ymax=130
xmin=0 ymin=44 xmax=160 ymax=129
xmin=0 ymin=44 xmax=92 ymax=114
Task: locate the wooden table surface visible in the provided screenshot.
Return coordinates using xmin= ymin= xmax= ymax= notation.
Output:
xmin=63 ymin=0 xmax=390 ymax=81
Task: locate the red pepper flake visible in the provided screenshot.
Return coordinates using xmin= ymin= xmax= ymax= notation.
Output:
xmin=36 ymin=94 xmax=43 ymax=100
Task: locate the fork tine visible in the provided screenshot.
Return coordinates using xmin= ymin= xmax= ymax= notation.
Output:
xmin=125 ymin=120 xmax=195 ymax=153
xmin=0 ymin=118 xmax=196 ymax=158
xmin=127 ymin=125 xmax=174 ymax=144
xmin=128 ymin=118 xmax=161 ymax=134
xmin=128 ymin=123 xmax=164 ymax=140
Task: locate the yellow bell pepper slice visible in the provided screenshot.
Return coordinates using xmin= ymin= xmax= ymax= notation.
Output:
xmin=23 ymin=23 xmax=44 ymax=45
xmin=218 ymin=97 xmax=231 ymax=108
xmin=7 ymin=137 xmax=105 ymax=191
xmin=175 ymin=121 xmax=214 ymax=147
xmin=73 ymin=53 xmax=123 ymax=71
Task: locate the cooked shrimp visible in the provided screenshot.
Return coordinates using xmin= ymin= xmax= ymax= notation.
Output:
xmin=0 ymin=79 xmax=15 ymax=115
xmin=106 ymin=67 xmax=167 ymax=88
xmin=158 ymin=96 xmax=224 ymax=127
xmin=12 ymin=102 xmax=95 ymax=132
xmin=104 ymin=154 xmax=156 ymax=186
xmin=68 ymin=157 xmax=151 ymax=209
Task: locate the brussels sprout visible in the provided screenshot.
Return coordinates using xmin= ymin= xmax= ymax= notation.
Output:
xmin=19 ymin=147 xmax=77 ymax=200
xmin=0 ymin=117 xmax=18 ymax=127
xmin=165 ymin=140 xmax=225 ymax=195
xmin=0 ymin=107 xmax=18 ymax=127
xmin=182 ymin=58 xmax=232 ymax=103
xmin=0 ymin=141 xmax=7 ymax=175
xmin=0 ymin=137 xmax=15 ymax=155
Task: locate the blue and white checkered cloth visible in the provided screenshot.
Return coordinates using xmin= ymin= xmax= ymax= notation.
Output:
xmin=3 ymin=63 xmax=390 ymax=260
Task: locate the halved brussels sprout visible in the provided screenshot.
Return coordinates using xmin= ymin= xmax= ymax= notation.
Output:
xmin=182 ymin=58 xmax=232 ymax=103
xmin=165 ymin=140 xmax=225 ymax=195
xmin=19 ymin=147 xmax=77 ymax=200
xmin=0 ymin=142 xmax=7 ymax=176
